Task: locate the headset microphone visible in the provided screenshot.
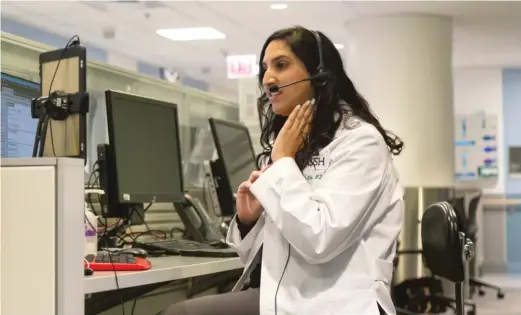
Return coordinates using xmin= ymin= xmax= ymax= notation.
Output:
xmin=268 ymin=72 xmax=329 ymax=94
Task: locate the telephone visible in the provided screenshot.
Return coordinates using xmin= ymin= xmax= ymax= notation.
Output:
xmin=174 ymin=192 xmax=229 ymax=244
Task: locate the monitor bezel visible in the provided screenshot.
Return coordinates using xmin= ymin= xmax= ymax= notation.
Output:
xmin=1 ymin=72 xmax=40 ymax=90
xmin=105 ymin=89 xmax=185 ymax=204
xmin=208 ymin=117 xmax=258 ymax=198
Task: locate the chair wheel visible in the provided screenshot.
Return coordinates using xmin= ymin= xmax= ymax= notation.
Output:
xmin=497 ymin=291 xmax=505 ymax=299
xmin=478 ymin=290 xmax=486 ymax=296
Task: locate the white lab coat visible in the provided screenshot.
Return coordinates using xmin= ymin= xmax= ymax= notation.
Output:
xmin=226 ymin=115 xmax=404 ymax=315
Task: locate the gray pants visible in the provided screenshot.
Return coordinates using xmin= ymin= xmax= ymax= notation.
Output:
xmin=156 ymin=288 xmax=260 ymax=315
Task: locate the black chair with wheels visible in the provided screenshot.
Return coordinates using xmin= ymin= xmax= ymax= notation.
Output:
xmin=465 ymin=194 xmax=505 ymax=299
xmin=421 ymin=201 xmax=476 ymax=315
xmin=392 ymin=197 xmax=475 ymax=314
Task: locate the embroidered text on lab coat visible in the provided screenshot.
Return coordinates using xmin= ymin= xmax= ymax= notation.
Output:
xmin=304 ymin=155 xmax=331 ymax=181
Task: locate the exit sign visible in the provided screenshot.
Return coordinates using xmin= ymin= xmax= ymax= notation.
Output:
xmin=226 ymin=55 xmax=258 ymax=79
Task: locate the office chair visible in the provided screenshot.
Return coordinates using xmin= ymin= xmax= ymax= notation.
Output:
xmin=392 ymin=198 xmax=474 ymax=314
xmin=421 ymin=201 xmax=476 ymax=315
xmin=465 ymin=194 xmax=505 ymax=299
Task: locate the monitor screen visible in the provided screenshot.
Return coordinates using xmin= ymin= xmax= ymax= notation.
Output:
xmin=105 ymin=90 xmax=184 ymax=203
xmin=210 ymin=119 xmax=257 ymax=194
xmin=1 ymin=73 xmax=40 ymax=158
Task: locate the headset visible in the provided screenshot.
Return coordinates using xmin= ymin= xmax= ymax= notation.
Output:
xmin=268 ymin=29 xmax=331 ymax=93
xmin=309 ymin=29 xmax=330 ymax=87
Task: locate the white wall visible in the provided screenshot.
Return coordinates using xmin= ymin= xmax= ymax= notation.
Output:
xmin=106 ymin=51 xmax=138 ymax=72
xmin=453 ymin=67 xmax=504 ymax=193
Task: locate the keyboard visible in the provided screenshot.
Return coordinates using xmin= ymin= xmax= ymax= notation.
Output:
xmin=137 ymin=239 xmax=238 ymax=258
xmin=84 ymin=250 xmax=152 ymax=271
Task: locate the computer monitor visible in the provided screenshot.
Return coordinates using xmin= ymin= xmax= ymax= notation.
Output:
xmin=98 ymin=90 xmax=184 ymax=222
xmin=1 ymin=73 xmax=40 ymax=158
xmin=209 ymin=118 xmax=257 ymax=216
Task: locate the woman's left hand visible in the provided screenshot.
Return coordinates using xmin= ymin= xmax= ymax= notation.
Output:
xmin=271 ymin=99 xmax=315 ymax=162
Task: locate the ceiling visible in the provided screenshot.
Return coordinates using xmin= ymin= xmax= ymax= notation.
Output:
xmin=2 ymin=1 xmax=521 ymax=100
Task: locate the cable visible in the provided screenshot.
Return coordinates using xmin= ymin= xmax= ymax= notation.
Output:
xmin=85 ymin=204 xmax=126 ymax=315
xmin=202 ymin=174 xmax=211 ymax=208
xmin=86 ymin=165 xmax=105 ymax=227
xmin=101 ymin=239 xmax=126 ymax=315
xmin=274 ymin=244 xmax=291 ymax=315
xmin=45 ymin=34 xmax=80 ymax=156
xmin=131 ymin=299 xmax=138 ymax=315
xmin=132 ymin=207 xmax=168 ymax=241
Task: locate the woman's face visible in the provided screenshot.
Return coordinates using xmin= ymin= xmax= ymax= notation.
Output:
xmin=262 ymin=40 xmax=314 ymax=116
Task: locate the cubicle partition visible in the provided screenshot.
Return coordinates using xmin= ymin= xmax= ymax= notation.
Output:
xmin=1 ymin=158 xmax=85 ymax=315
xmin=480 ymin=194 xmax=521 ymax=274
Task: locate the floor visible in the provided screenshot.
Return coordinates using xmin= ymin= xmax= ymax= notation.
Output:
xmin=471 ymin=274 xmax=521 ymax=315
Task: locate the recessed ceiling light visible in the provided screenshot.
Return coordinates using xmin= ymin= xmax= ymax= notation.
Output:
xmin=156 ymin=27 xmax=226 ymax=41
xmin=334 ymin=44 xmax=344 ymax=50
xmin=270 ymin=3 xmax=288 ymax=10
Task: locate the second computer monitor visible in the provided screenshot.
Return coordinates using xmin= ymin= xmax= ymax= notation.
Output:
xmin=1 ymin=73 xmax=40 ymax=158
xmin=209 ymin=118 xmax=257 ymax=199
xmin=105 ymin=90 xmax=185 ymax=205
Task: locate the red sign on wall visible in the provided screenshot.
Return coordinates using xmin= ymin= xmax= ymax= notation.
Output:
xmin=226 ymin=55 xmax=257 ymax=79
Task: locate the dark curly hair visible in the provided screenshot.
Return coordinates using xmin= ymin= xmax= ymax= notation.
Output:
xmin=256 ymin=26 xmax=403 ymax=170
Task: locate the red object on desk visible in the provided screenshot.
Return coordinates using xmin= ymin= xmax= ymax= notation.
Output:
xmin=84 ymin=251 xmax=152 ymax=271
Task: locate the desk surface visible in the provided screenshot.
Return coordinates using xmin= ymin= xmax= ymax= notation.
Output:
xmin=85 ymin=256 xmax=243 ymax=294
xmin=482 ymin=198 xmax=521 ymax=206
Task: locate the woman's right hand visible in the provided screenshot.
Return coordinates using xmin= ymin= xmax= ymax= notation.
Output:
xmin=236 ymin=168 xmax=267 ymax=225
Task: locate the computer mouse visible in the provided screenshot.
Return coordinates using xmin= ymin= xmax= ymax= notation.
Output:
xmin=84 ymin=267 xmax=94 ymax=276
xmin=119 ymin=247 xmax=148 ymax=258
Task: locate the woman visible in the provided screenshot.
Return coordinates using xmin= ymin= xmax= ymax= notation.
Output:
xmin=158 ymin=26 xmax=404 ymax=315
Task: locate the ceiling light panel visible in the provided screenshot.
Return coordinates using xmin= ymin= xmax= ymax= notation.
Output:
xmin=156 ymin=27 xmax=226 ymax=41
xmin=270 ymin=3 xmax=288 ymax=10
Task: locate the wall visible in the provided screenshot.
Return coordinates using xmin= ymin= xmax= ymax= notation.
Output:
xmin=453 ymin=67 xmax=521 ymax=274
xmin=453 ymin=67 xmax=504 ymax=193
xmin=503 ymin=68 xmax=521 ymax=273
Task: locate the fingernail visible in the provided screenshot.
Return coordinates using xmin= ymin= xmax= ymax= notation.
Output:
xmin=311 ymin=98 xmax=316 ymax=105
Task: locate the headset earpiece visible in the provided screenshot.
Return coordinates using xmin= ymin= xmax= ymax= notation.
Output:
xmin=310 ymin=30 xmax=331 ymax=87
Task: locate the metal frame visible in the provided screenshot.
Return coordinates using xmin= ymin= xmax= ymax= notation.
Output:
xmin=38 ymin=45 xmax=88 ymax=161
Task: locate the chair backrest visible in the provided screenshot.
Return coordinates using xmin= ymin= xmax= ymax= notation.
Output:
xmin=449 ymin=197 xmax=467 ymax=234
xmin=421 ymin=201 xmax=465 ymax=283
xmin=466 ymin=194 xmax=482 ymax=239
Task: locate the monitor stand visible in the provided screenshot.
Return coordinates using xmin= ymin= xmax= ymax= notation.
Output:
xmin=203 ymin=160 xmax=224 ymax=217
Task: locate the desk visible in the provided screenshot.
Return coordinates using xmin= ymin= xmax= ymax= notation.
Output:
xmin=482 ymin=198 xmax=521 ymax=206
xmin=85 ymin=256 xmax=243 ymax=294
